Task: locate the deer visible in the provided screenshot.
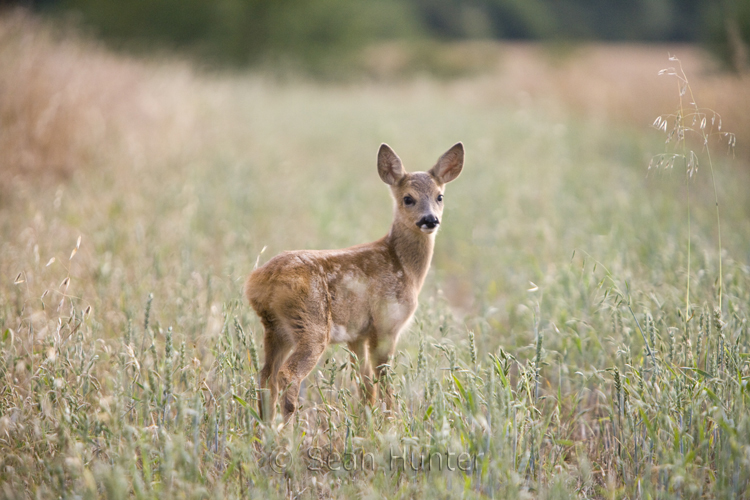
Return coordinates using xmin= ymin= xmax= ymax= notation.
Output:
xmin=245 ymin=142 xmax=464 ymax=421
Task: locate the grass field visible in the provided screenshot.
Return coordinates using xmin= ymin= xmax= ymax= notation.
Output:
xmin=2 ymin=12 xmax=750 ymax=499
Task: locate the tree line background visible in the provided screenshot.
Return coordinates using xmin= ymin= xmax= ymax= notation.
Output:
xmin=19 ymin=0 xmax=750 ymax=72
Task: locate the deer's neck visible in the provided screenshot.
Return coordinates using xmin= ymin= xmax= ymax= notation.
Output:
xmin=385 ymin=222 xmax=435 ymax=290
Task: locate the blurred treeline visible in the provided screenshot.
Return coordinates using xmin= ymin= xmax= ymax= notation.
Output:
xmin=31 ymin=0 xmax=750 ymax=71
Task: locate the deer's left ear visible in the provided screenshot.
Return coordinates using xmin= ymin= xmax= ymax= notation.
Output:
xmin=429 ymin=142 xmax=464 ymax=184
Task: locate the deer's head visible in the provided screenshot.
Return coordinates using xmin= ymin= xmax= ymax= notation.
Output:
xmin=378 ymin=142 xmax=464 ymax=236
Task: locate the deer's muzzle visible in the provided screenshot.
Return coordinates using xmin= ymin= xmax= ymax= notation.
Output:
xmin=417 ymin=215 xmax=440 ymax=233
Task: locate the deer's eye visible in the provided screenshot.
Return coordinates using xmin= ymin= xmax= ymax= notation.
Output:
xmin=437 ymin=194 xmax=444 ymax=202
xmin=403 ymin=195 xmax=415 ymax=206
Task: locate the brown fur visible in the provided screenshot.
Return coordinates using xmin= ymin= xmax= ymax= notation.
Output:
xmin=245 ymin=142 xmax=464 ymax=420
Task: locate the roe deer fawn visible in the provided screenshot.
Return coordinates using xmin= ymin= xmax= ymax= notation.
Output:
xmin=245 ymin=142 xmax=464 ymax=421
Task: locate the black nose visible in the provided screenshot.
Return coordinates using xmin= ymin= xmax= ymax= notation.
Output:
xmin=417 ymin=215 xmax=440 ymax=229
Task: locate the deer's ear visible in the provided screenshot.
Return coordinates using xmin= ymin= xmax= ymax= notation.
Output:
xmin=377 ymin=143 xmax=405 ymax=185
xmin=429 ymin=142 xmax=464 ymax=184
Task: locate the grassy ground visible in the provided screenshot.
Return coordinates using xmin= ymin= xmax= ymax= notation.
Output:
xmin=2 ymin=12 xmax=750 ymax=499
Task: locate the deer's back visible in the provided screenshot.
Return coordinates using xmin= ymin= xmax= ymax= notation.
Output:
xmin=245 ymin=239 xmax=416 ymax=342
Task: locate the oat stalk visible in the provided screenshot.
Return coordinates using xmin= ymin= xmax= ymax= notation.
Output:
xmin=652 ymin=55 xmax=734 ymax=312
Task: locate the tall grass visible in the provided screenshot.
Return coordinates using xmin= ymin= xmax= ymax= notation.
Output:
xmin=651 ymin=55 xmax=737 ymax=312
xmin=0 ymin=10 xmax=202 ymax=193
xmin=1 ymin=12 xmax=750 ymax=499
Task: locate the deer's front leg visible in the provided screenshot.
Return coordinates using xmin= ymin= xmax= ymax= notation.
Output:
xmin=348 ymin=337 xmax=375 ymax=405
xmin=369 ymin=334 xmax=398 ymax=412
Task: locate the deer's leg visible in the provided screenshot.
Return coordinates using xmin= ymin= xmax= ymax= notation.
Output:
xmin=258 ymin=313 xmax=292 ymax=421
xmin=348 ymin=337 xmax=375 ymax=405
xmin=369 ymin=334 xmax=398 ymax=412
xmin=278 ymin=336 xmax=327 ymax=419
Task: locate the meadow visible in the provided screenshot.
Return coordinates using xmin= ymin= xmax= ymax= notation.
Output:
xmin=2 ymin=12 xmax=750 ymax=499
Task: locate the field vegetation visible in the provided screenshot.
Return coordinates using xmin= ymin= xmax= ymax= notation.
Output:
xmin=46 ymin=0 xmax=750 ymax=73
xmin=1 ymin=11 xmax=750 ymax=499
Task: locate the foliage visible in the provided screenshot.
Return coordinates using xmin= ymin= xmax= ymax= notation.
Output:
xmin=2 ymin=14 xmax=750 ymax=499
xmin=702 ymin=0 xmax=750 ymax=72
xmin=36 ymin=0 xmax=750 ymax=73
xmin=50 ymin=0 xmax=421 ymax=70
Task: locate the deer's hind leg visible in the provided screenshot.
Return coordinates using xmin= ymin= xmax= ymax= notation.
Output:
xmin=258 ymin=312 xmax=293 ymax=421
xmin=276 ymin=299 xmax=330 ymax=419
xmin=277 ymin=333 xmax=327 ymax=418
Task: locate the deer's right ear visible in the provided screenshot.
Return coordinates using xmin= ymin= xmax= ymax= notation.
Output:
xmin=377 ymin=144 xmax=405 ymax=185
